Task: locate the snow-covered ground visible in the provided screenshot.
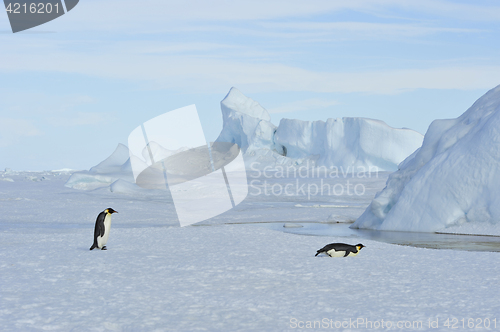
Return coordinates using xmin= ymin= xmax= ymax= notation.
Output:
xmin=4 ymin=86 xmax=500 ymax=331
xmin=1 ymin=171 xmax=500 ymax=331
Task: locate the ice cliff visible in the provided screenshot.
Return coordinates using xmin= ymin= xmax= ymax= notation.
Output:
xmin=351 ymin=84 xmax=500 ymax=235
xmin=216 ymin=87 xmax=423 ymax=171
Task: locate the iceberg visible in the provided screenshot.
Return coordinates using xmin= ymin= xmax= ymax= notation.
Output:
xmin=351 ymin=84 xmax=500 ymax=235
xmin=67 ymin=87 xmax=424 ymax=191
xmin=65 ymin=144 xmax=135 ymax=190
xmin=275 ymin=117 xmax=422 ymax=171
xmin=217 ymin=87 xmax=423 ymax=171
xmin=217 ymin=87 xmax=280 ymax=154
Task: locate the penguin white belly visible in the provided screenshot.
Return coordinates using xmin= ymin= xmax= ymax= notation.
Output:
xmin=97 ymin=214 xmax=112 ymax=248
xmin=326 ymin=249 xmax=346 ymax=257
xmin=326 ymin=250 xmax=359 ymax=257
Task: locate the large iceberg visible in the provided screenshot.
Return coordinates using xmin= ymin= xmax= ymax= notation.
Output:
xmin=275 ymin=117 xmax=422 ymax=171
xmin=66 ymin=87 xmax=424 ymax=191
xmin=351 ymin=84 xmax=500 ymax=235
xmin=217 ymin=87 xmax=423 ymax=171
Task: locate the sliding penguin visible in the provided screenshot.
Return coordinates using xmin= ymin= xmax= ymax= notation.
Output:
xmin=90 ymin=208 xmax=118 ymax=250
xmin=315 ymin=243 xmax=365 ymax=257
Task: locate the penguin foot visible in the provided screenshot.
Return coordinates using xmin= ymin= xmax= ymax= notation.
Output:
xmin=101 ymin=246 xmax=107 ymax=250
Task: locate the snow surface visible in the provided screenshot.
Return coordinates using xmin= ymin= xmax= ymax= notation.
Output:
xmin=2 ymin=173 xmax=500 ymax=331
xmin=217 ymin=88 xmax=423 ymax=171
xmin=352 ymin=84 xmax=500 ymax=235
xmin=8 ymin=86 xmax=500 ymax=330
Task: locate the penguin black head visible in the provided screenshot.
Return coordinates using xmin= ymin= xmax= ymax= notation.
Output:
xmin=356 ymin=244 xmax=365 ymax=250
xmin=105 ymin=208 xmax=118 ymax=214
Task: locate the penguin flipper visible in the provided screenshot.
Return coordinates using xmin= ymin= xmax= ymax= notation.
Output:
xmin=90 ymin=212 xmax=106 ymax=250
xmin=343 ymin=251 xmax=350 ymax=257
xmin=95 ymin=212 xmax=106 ymax=238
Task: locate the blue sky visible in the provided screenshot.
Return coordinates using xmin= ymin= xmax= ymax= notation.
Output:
xmin=1 ymin=0 xmax=500 ymax=171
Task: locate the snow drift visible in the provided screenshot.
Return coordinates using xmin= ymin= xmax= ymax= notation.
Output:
xmin=351 ymin=84 xmax=500 ymax=235
xmin=217 ymin=87 xmax=423 ymax=171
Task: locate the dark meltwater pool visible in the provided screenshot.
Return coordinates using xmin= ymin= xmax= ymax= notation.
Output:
xmin=228 ymin=222 xmax=500 ymax=252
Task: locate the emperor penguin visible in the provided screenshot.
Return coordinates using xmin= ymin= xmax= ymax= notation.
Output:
xmin=315 ymin=243 xmax=365 ymax=257
xmin=90 ymin=208 xmax=118 ymax=250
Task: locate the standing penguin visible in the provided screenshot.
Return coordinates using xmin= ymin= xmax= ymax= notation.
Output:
xmin=90 ymin=208 xmax=118 ymax=250
xmin=315 ymin=243 xmax=365 ymax=257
